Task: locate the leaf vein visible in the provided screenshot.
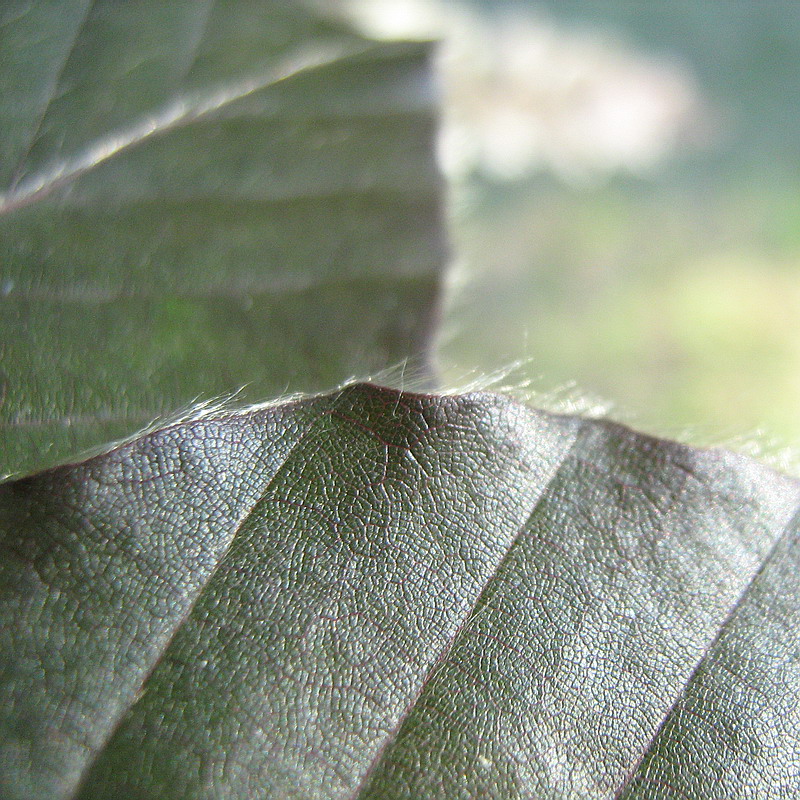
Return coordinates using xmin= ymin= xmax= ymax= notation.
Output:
xmin=613 ymin=498 xmax=800 ymax=800
xmin=68 ymin=410 xmax=328 ymax=798
xmin=7 ymin=0 xmax=95 ymax=191
xmin=0 ymin=42 xmax=367 ymax=216
xmin=349 ymin=419 xmax=586 ymax=799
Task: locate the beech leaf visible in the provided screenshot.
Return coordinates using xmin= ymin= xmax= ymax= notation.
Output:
xmin=1 ymin=383 xmax=798 ymax=799
xmin=0 ymin=1 xmax=444 ymax=476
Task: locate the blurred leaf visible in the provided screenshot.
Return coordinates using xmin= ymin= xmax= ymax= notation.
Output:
xmin=1 ymin=383 xmax=798 ymax=799
xmin=0 ymin=0 xmax=444 ymax=476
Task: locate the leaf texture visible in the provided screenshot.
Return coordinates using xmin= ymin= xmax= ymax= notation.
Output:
xmin=0 ymin=0 xmax=445 ymax=476
xmin=1 ymin=383 xmax=798 ymax=800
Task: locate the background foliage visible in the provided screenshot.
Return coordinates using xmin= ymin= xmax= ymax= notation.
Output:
xmin=435 ymin=1 xmax=800 ymax=450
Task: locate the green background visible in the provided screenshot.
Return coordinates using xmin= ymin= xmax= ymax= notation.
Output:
xmin=441 ymin=1 xmax=800 ymax=454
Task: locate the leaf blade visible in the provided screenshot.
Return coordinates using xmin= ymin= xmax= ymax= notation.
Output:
xmin=619 ymin=509 xmax=800 ymax=800
xmin=2 ymin=385 xmax=799 ymax=799
xmin=356 ymin=418 xmax=800 ymax=799
xmin=0 ymin=4 xmax=445 ymax=476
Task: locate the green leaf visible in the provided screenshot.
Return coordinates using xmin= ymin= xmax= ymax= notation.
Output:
xmin=0 ymin=1 xmax=444 ymax=476
xmin=2 ymin=383 xmax=798 ymax=799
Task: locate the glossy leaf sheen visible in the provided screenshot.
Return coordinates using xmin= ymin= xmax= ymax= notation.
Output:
xmin=1 ymin=383 xmax=799 ymax=799
xmin=0 ymin=1 xmax=444 ymax=475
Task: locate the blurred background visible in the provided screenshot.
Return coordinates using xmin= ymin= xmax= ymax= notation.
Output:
xmin=344 ymin=0 xmax=800 ymax=457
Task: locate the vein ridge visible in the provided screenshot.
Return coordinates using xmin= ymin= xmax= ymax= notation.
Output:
xmin=7 ymin=0 xmax=95 ymax=190
xmin=0 ymin=42 xmax=364 ymax=216
xmin=350 ymin=417 xmax=585 ymax=799
xmin=174 ymin=0 xmax=216 ymax=87
xmin=68 ymin=411 xmax=326 ymax=798
xmin=613 ymin=496 xmax=800 ymax=800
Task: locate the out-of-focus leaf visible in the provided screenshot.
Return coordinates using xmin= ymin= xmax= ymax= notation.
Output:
xmin=1 ymin=383 xmax=798 ymax=799
xmin=0 ymin=1 xmax=444 ymax=476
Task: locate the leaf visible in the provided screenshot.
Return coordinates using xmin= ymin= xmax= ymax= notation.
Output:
xmin=1 ymin=383 xmax=798 ymax=800
xmin=0 ymin=1 xmax=445 ymax=476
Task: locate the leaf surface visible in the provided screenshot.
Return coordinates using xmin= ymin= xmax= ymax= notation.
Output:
xmin=0 ymin=1 xmax=444 ymax=476
xmin=1 ymin=383 xmax=798 ymax=800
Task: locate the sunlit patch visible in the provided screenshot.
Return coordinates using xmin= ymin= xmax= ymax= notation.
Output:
xmin=340 ymin=0 xmax=710 ymax=182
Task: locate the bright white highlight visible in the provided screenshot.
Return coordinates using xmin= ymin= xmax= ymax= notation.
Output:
xmin=0 ymin=44 xmax=359 ymax=214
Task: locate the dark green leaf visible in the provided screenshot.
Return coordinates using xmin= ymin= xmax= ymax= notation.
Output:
xmin=0 ymin=1 xmax=445 ymax=476
xmin=1 ymin=383 xmax=798 ymax=799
